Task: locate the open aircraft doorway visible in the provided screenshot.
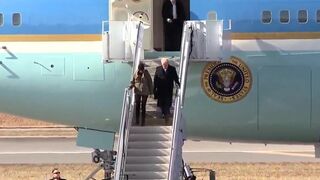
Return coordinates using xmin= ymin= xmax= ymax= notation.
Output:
xmin=153 ymin=0 xmax=190 ymax=51
xmin=110 ymin=0 xmax=190 ymax=52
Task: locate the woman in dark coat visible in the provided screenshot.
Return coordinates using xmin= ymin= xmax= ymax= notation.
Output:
xmin=131 ymin=63 xmax=153 ymax=126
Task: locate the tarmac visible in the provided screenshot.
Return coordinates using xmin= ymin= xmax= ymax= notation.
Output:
xmin=0 ymin=137 xmax=319 ymax=164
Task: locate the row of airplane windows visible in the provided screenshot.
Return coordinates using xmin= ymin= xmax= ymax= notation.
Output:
xmin=0 ymin=13 xmax=21 ymax=27
xmin=1 ymin=10 xmax=319 ymax=27
xmin=262 ymin=10 xmax=320 ymax=24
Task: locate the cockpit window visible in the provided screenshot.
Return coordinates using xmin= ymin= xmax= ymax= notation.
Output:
xmin=298 ymin=10 xmax=308 ymax=23
xmin=262 ymin=10 xmax=272 ymax=24
xmin=12 ymin=13 xmax=21 ymax=26
xmin=0 ymin=13 xmax=3 ymax=26
xmin=280 ymin=10 xmax=290 ymax=23
xmin=317 ymin=10 xmax=320 ymax=23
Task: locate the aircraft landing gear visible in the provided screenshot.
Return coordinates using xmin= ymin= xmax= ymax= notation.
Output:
xmin=85 ymin=149 xmax=116 ymax=180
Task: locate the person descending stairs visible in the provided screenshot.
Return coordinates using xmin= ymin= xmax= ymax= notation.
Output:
xmin=114 ymin=21 xmax=194 ymax=180
xmin=131 ymin=58 xmax=180 ymax=127
xmin=153 ymin=57 xmax=180 ymax=126
xmin=130 ymin=62 xmax=153 ymax=126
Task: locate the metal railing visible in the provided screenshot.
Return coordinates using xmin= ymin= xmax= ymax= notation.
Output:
xmin=114 ymin=88 xmax=134 ymax=180
xmin=132 ymin=22 xmax=143 ymax=72
xmin=101 ymin=20 xmax=144 ymax=62
xmin=168 ymin=22 xmax=193 ymax=180
xmin=114 ymin=21 xmax=144 ymax=180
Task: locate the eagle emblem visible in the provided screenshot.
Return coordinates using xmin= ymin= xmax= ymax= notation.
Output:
xmin=216 ymin=68 xmax=238 ymax=92
xmin=201 ymin=56 xmax=252 ymax=103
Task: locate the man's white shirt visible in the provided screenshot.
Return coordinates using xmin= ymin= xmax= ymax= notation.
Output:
xmin=171 ymin=1 xmax=177 ymax=19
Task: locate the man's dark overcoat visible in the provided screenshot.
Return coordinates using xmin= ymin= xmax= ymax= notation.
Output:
xmin=154 ymin=65 xmax=180 ymax=110
xmin=162 ymin=0 xmax=186 ymax=51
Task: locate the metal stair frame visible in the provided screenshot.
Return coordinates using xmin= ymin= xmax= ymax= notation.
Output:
xmin=168 ymin=22 xmax=193 ymax=180
xmin=114 ymin=21 xmax=144 ymax=180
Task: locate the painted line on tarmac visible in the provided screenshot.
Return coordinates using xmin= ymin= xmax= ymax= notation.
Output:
xmin=0 ymin=151 xmax=314 ymax=158
xmin=0 ymin=136 xmax=76 ymax=139
xmin=0 ymin=151 xmax=91 ymax=155
xmin=244 ymin=151 xmax=315 ymax=158
xmin=183 ymin=150 xmax=315 ymax=158
xmin=183 ymin=150 xmax=313 ymax=153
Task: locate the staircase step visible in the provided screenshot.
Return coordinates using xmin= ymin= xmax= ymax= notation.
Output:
xmin=128 ymin=141 xmax=172 ymax=149
xmin=126 ymin=156 xmax=170 ymax=164
xmin=127 ymin=148 xmax=171 ymax=156
xmin=125 ymin=171 xmax=168 ymax=179
xmin=130 ymin=126 xmax=172 ymax=134
xmin=125 ymin=164 xmax=169 ymax=171
xmin=129 ymin=133 xmax=172 ymax=141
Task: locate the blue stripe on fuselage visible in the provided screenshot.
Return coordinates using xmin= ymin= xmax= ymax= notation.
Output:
xmin=190 ymin=0 xmax=320 ymax=33
xmin=1 ymin=0 xmax=320 ymax=34
xmin=0 ymin=0 xmax=108 ymax=34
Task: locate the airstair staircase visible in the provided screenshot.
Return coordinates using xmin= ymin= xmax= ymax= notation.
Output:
xmin=114 ymin=22 xmax=193 ymax=180
xmin=125 ymin=126 xmax=172 ymax=179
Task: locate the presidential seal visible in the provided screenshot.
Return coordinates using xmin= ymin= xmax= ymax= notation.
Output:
xmin=201 ymin=56 xmax=252 ymax=103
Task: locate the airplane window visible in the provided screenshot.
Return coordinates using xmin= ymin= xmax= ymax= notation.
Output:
xmin=298 ymin=10 xmax=308 ymax=23
xmin=280 ymin=10 xmax=289 ymax=23
xmin=317 ymin=10 xmax=320 ymax=23
xmin=12 ymin=13 xmax=21 ymax=26
xmin=0 ymin=13 xmax=3 ymax=26
xmin=262 ymin=11 xmax=272 ymax=24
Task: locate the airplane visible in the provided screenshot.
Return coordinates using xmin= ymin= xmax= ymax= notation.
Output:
xmin=1 ymin=0 xmax=320 ymax=178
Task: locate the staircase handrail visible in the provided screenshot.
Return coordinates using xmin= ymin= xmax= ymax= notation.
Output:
xmin=114 ymin=21 xmax=143 ymax=180
xmin=168 ymin=92 xmax=183 ymax=180
xmin=114 ymin=87 xmax=134 ymax=180
xmin=168 ymin=22 xmax=193 ymax=180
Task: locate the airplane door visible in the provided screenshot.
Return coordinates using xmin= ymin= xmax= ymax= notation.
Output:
xmin=153 ymin=0 xmax=190 ymax=51
xmin=110 ymin=0 xmax=189 ymax=51
xmin=258 ymin=66 xmax=311 ymax=134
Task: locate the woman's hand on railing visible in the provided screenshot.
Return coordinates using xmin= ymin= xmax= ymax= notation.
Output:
xmin=129 ymin=81 xmax=135 ymax=90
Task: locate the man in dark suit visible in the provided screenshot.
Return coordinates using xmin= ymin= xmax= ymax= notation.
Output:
xmin=162 ymin=0 xmax=186 ymax=51
xmin=154 ymin=58 xmax=180 ymax=124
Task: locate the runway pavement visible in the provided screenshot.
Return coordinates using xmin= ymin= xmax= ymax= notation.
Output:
xmin=0 ymin=137 xmax=319 ymax=164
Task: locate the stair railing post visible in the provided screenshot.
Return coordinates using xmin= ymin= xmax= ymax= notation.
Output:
xmin=168 ymin=22 xmax=192 ymax=180
xmin=114 ymin=88 xmax=130 ymax=180
xmin=180 ymin=23 xmax=192 ymax=107
xmin=114 ymin=21 xmax=144 ymax=180
xmin=120 ymin=88 xmax=134 ymax=179
xmin=132 ymin=21 xmax=144 ymax=73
